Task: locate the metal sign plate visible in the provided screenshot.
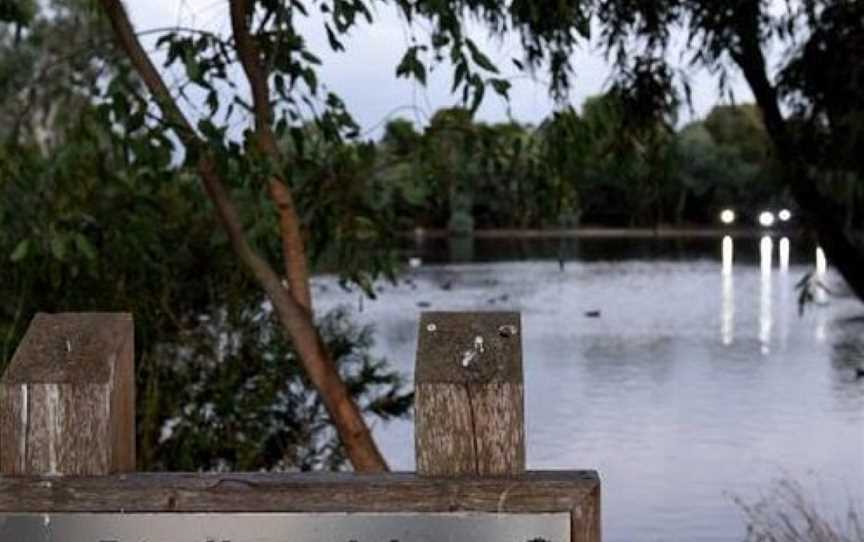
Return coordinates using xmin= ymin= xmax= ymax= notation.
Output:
xmin=0 ymin=512 xmax=570 ymax=542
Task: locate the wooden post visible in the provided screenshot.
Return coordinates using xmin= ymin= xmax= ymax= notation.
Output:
xmin=415 ymin=311 xmax=524 ymax=477
xmin=0 ymin=313 xmax=135 ymax=475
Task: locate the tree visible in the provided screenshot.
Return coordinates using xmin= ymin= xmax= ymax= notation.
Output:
xmin=674 ymin=105 xmax=782 ymax=223
xmin=370 ymin=99 xmax=778 ymax=231
xmin=91 ymin=0 xmax=592 ymax=470
xmin=0 ymin=110 xmax=412 ymax=469
xmin=703 ymin=104 xmax=770 ymax=165
xmin=533 ymin=108 xmax=589 ymax=226
xmin=674 ymin=121 xmax=737 ymax=221
xmin=94 ymin=0 xmax=376 ymax=470
xmin=0 ymin=0 xmax=109 ymax=148
xmin=0 ymin=6 xmax=415 ymax=465
xmin=37 ymin=0 xmax=864 ymax=470
xmin=471 ymin=121 xmax=545 ymax=229
xmin=1 ymin=0 xmax=415 ymax=472
xmin=0 ymin=0 xmax=36 ymax=27
xmin=596 ymin=0 xmax=864 ymax=298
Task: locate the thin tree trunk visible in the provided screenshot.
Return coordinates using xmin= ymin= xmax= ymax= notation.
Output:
xmin=675 ymin=189 xmax=686 ymax=225
xmin=99 ymin=0 xmax=387 ymax=472
xmin=229 ymin=0 xmax=313 ymax=313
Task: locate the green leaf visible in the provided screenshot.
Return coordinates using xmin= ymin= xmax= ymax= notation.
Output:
xmin=452 ymin=61 xmax=468 ymax=92
xmin=490 ymin=78 xmax=511 ymax=98
xmin=470 ymin=80 xmax=486 ymax=113
xmin=10 ymin=239 xmax=29 ymax=262
xmin=302 ymin=68 xmax=318 ymax=94
xmin=127 ymin=111 xmax=145 ymax=132
xmin=300 ymin=50 xmax=322 ymax=65
xmin=466 ymin=39 xmax=498 ymax=73
xmin=155 ymin=32 xmax=176 ymax=49
xmin=183 ymin=49 xmax=201 ymax=82
xmin=431 ymin=32 xmax=449 ymax=48
xmin=206 ymin=89 xmax=219 ymax=116
xmin=50 ymin=235 xmax=67 ymax=261
xmin=325 ymin=24 xmax=344 ymax=52
xmin=274 ymin=73 xmax=286 ymax=96
xmin=396 ymin=46 xmax=427 ymax=85
xmin=73 ymin=233 xmax=97 ymax=260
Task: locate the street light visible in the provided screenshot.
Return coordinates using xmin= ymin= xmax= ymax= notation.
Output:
xmin=758 ymin=211 xmax=775 ymax=227
xmin=720 ymin=209 xmax=736 ymax=225
xmin=778 ymin=209 xmax=792 ymax=222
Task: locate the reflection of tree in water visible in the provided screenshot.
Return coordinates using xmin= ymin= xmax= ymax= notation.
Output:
xmin=827 ymin=316 xmax=864 ymax=415
xmin=830 ymin=315 xmax=864 ymax=377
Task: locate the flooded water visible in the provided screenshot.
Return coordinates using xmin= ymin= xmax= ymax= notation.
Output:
xmin=314 ymin=235 xmax=864 ymax=542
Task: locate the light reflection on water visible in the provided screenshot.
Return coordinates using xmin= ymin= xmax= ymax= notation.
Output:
xmin=314 ymin=236 xmax=864 ymax=542
xmin=777 ymin=239 xmax=791 ymax=349
xmin=721 ymin=236 xmax=734 ymax=346
xmin=759 ymin=237 xmax=774 ymax=355
xmin=779 ymin=237 xmax=790 ymax=271
xmin=816 ymin=247 xmax=829 ymax=308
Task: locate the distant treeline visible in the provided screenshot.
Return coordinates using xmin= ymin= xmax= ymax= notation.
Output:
xmin=364 ymin=98 xmax=858 ymax=232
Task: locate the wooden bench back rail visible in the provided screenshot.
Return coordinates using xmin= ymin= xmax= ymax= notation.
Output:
xmin=0 ymin=472 xmax=600 ymax=542
xmin=0 ymin=311 xmax=601 ymax=542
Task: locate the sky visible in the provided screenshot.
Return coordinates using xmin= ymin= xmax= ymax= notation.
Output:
xmin=126 ymin=0 xmax=756 ymax=138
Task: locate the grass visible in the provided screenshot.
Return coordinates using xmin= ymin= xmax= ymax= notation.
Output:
xmin=735 ymin=479 xmax=864 ymax=542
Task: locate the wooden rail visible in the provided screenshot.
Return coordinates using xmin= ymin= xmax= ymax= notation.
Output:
xmin=0 ymin=311 xmax=601 ymax=541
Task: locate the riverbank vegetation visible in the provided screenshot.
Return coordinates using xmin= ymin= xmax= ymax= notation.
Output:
xmin=0 ymin=0 xmax=411 ymax=471
xmin=736 ymin=480 xmax=864 ymax=542
xmin=371 ymin=100 xmax=788 ymax=232
xmin=1 ymin=0 xmax=862 ymax=472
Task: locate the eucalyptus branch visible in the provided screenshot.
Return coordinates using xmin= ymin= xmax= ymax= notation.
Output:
xmin=97 ymin=0 xmax=387 ymax=472
xmin=229 ymin=0 xmax=277 ymax=152
xmin=229 ymin=0 xmax=313 ymax=313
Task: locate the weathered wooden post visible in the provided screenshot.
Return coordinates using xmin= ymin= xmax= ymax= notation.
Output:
xmin=415 ymin=311 xmax=525 ymax=476
xmin=0 ymin=312 xmax=135 ymax=475
xmin=0 ymin=310 xmax=600 ymax=541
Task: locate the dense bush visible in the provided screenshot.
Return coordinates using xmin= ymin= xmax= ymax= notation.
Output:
xmin=0 ymin=108 xmax=412 ymax=471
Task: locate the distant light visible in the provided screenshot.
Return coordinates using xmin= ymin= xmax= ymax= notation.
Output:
xmin=778 ymin=209 xmax=792 ymax=222
xmin=409 ymin=257 xmax=422 ymax=268
xmin=758 ymin=211 xmax=776 ymax=227
xmin=720 ymin=209 xmax=736 ymax=225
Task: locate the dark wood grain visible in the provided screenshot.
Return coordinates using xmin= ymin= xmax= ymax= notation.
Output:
xmin=0 ymin=471 xmax=598 ymax=514
xmin=0 ymin=471 xmax=601 ymax=540
xmin=415 ymin=312 xmax=525 ymax=477
xmin=415 ymin=311 xmax=522 ymax=384
xmin=0 ymin=313 xmax=135 ymax=475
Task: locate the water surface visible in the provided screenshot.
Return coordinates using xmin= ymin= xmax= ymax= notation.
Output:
xmin=315 ymin=235 xmax=864 ymax=542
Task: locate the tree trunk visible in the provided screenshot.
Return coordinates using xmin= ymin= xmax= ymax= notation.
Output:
xmin=732 ymin=12 xmax=864 ymax=301
xmin=675 ymin=189 xmax=687 ymax=225
xmin=99 ymin=0 xmax=387 ymax=472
